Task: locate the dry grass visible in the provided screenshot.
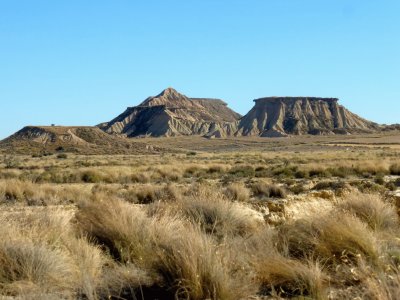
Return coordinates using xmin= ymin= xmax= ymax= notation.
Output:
xmin=280 ymin=211 xmax=380 ymax=268
xmin=251 ymin=181 xmax=287 ymax=199
xmin=255 ymin=255 xmax=327 ymax=298
xmin=0 ymin=179 xmax=89 ymax=205
xmin=224 ymin=182 xmax=250 ymax=202
xmin=76 ymin=197 xmax=241 ymax=299
xmin=0 ymin=149 xmax=399 ymax=299
xmin=173 ymin=185 xmax=264 ymax=239
xmin=338 ymin=193 xmax=399 ymax=231
xmin=0 ymin=209 xmax=103 ymax=299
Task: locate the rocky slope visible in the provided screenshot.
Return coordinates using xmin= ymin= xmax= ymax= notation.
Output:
xmin=207 ymin=97 xmax=380 ymax=138
xmin=98 ymin=88 xmax=241 ymax=137
xmin=0 ymin=126 xmax=161 ymax=155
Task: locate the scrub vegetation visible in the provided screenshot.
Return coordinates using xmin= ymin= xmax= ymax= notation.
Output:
xmin=0 ymin=148 xmax=399 ymax=299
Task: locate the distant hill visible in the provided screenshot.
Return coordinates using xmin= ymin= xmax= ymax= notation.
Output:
xmin=206 ymin=97 xmax=380 ymax=138
xmin=2 ymin=90 xmax=389 ymax=155
xmin=0 ymin=126 xmax=162 ymax=155
xmin=100 ymin=89 xmax=381 ymax=139
xmin=98 ymin=87 xmax=241 ymax=137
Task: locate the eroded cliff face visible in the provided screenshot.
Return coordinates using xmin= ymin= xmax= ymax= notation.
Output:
xmin=98 ymin=88 xmax=241 ymax=137
xmin=99 ymin=91 xmax=379 ymax=138
xmin=207 ymin=97 xmax=379 ymax=138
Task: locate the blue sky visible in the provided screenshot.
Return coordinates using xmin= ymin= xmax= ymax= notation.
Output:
xmin=1 ymin=0 xmax=399 ymax=139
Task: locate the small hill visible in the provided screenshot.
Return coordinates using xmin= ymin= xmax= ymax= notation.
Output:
xmin=0 ymin=126 xmax=162 ymax=155
xmin=207 ymin=97 xmax=380 ymax=138
xmin=98 ymin=88 xmax=241 ymax=137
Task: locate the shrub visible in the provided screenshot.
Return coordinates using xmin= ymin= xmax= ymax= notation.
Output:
xmin=294 ymin=170 xmax=310 ymax=179
xmin=375 ymin=174 xmax=385 ymax=185
xmin=273 ymin=165 xmax=298 ymax=178
xmin=289 ymin=183 xmax=307 ymax=195
xmin=207 ymin=165 xmax=225 ymax=174
xmin=309 ymin=168 xmax=332 ymax=178
xmin=350 ymin=180 xmax=386 ymax=193
xmin=224 ymin=182 xmax=250 ymax=202
xmin=251 ymin=182 xmax=287 ymax=199
xmin=390 ymin=164 xmax=400 ymax=175
xmin=313 ymin=181 xmax=347 ymax=192
xmin=184 ymin=165 xmax=205 ymax=178
xmin=56 ymin=153 xmax=68 ymax=159
xmin=81 ymin=170 xmax=103 ymax=183
xmin=229 ymin=165 xmax=255 ymax=178
xmin=255 ymin=166 xmax=270 ymax=178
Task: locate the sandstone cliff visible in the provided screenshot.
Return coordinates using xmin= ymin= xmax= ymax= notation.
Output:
xmin=98 ymin=88 xmax=241 ymax=137
xmin=207 ymin=97 xmax=379 ymax=138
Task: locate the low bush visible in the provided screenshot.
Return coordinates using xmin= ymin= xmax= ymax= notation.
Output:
xmin=251 ymin=182 xmax=287 ymax=199
xmin=224 ymin=182 xmax=250 ymax=202
xmin=229 ymin=165 xmax=255 ymax=178
xmin=312 ymin=180 xmax=347 ymax=192
xmin=81 ymin=170 xmax=103 ymax=183
xmin=390 ymin=164 xmax=400 ymax=175
xmin=289 ymin=183 xmax=307 ymax=195
xmin=56 ymin=153 xmax=68 ymax=159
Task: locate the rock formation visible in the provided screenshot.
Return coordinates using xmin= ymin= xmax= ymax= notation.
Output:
xmin=0 ymin=126 xmax=161 ymax=155
xmin=3 ymin=91 xmax=382 ymax=153
xmin=98 ymin=88 xmax=241 ymax=137
xmin=207 ymin=97 xmax=379 ymax=138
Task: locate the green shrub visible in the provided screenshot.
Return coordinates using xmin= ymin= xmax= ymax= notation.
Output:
xmin=229 ymin=165 xmax=255 ymax=178
xmin=272 ymin=166 xmax=298 ymax=178
xmin=309 ymin=168 xmax=332 ymax=178
xmin=313 ymin=181 xmax=347 ymax=192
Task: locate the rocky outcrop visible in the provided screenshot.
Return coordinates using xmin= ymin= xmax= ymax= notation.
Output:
xmin=207 ymin=97 xmax=379 ymax=138
xmin=98 ymin=88 xmax=241 ymax=137
xmin=0 ymin=126 xmax=162 ymax=155
xmin=101 ymin=92 xmax=379 ymax=138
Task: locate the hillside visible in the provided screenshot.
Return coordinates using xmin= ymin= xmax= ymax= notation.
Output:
xmin=98 ymin=88 xmax=241 ymax=137
xmin=207 ymin=97 xmax=380 ymax=138
xmin=0 ymin=126 xmax=161 ymax=155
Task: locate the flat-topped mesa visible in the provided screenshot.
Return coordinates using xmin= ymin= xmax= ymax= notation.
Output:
xmin=229 ymin=96 xmax=378 ymax=137
xmin=254 ymin=97 xmax=339 ymax=103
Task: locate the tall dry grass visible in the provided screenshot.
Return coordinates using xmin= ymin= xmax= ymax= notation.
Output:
xmin=76 ymin=197 xmax=243 ymax=300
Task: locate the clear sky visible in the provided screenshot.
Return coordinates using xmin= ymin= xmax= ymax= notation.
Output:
xmin=1 ymin=0 xmax=399 ymax=139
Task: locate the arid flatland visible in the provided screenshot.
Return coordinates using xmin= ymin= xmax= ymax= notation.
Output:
xmin=0 ymin=131 xmax=400 ymax=299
